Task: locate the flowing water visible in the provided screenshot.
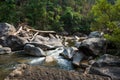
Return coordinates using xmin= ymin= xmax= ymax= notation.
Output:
xmin=0 ymin=50 xmax=74 ymax=80
xmin=0 ymin=54 xmax=32 ymax=80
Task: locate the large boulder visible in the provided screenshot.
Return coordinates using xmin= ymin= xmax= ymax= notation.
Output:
xmin=4 ymin=35 xmax=28 ymax=51
xmin=32 ymin=35 xmax=63 ymax=47
xmin=0 ymin=23 xmax=16 ymax=37
xmin=24 ymin=44 xmax=46 ymax=57
xmin=79 ymin=38 xmax=106 ymax=57
xmin=5 ymin=64 xmax=110 ymax=80
xmin=88 ymin=54 xmax=120 ymax=80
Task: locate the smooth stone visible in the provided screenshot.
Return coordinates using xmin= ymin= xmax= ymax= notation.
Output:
xmin=79 ymin=38 xmax=106 ymax=56
xmin=24 ymin=44 xmax=46 ymax=57
xmin=88 ymin=54 xmax=120 ymax=80
xmin=45 ymin=56 xmax=55 ymax=63
xmin=0 ymin=47 xmax=11 ymax=54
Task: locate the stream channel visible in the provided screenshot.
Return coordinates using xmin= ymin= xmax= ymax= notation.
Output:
xmin=0 ymin=48 xmax=74 ymax=80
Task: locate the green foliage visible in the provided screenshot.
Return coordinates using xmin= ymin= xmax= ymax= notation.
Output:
xmin=91 ymin=0 xmax=120 ymax=49
xmin=0 ymin=0 xmax=93 ymax=33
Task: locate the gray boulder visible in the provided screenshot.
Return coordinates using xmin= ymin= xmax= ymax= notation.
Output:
xmin=24 ymin=44 xmax=46 ymax=57
xmin=79 ymin=38 xmax=106 ymax=56
xmin=5 ymin=35 xmax=28 ymax=51
xmin=32 ymin=35 xmax=63 ymax=47
xmin=0 ymin=47 xmax=11 ymax=54
xmin=72 ymin=51 xmax=85 ymax=66
xmin=89 ymin=31 xmax=104 ymax=38
xmin=88 ymin=54 xmax=120 ymax=80
xmin=0 ymin=23 xmax=16 ymax=37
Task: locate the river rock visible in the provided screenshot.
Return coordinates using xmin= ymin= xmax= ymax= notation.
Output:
xmin=79 ymin=38 xmax=106 ymax=56
xmin=5 ymin=35 xmax=28 ymax=51
xmin=0 ymin=23 xmax=16 ymax=37
xmin=0 ymin=47 xmax=11 ymax=54
xmin=88 ymin=31 xmax=104 ymax=38
xmin=5 ymin=64 xmax=110 ymax=80
xmin=88 ymin=54 xmax=120 ymax=80
xmin=57 ymin=58 xmax=73 ymax=70
xmin=32 ymin=35 xmax=63 ymax=47
xmin=72 ymin=51 xmax=85 ymax=66
xmin=75 ymin=41 xmax=81 ymax=48
xmin=45 ymin=56 xmax=55 ymax=63
xmin=24 ymin=44 xmax=46 ymax=57
xmin=60 ymin=47 xmax=76 ymax=59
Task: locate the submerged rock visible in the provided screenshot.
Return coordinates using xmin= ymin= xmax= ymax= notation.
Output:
xmin=5 ymin=64 xmax=110 ymax=80
xmin=24 ymin=44 xmax=46 ymax=57
xmin=0 ymin=23 xmax=16 ymax=37
xmin=88 ymin=54 xmax=120 ymax=80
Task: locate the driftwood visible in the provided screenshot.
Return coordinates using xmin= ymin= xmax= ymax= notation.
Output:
xmin=14 ymin=26 xmax=23 ymax=35
xmin=30 ymin=32 xmax=39 ymax=42
xmin=28 ymin=29 xmax=56 ymax=34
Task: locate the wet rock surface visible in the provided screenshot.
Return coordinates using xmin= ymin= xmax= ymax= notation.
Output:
xmin=24 ymin=44 xmax=46 ymax=57
xmin=4 ymin=35 xmax=28 ymax=51
xmin=0 ymin=23 xmax=16 ymax=37
xmin=0 ymin=23 xmax=119 ymax=80
xmin=79 ymin=38 xmax=106 ymax=56
xmin=0 ymin=47 xmax=11 ymax=54
xmin=88 ymin=31 xmax=103 ymax=38
xmin=88 ymin=54 xmax=120 ymax=80
xmin=72 ymin=51 xmax=85 ymax=66
xmin=60 ymin=47 xmax=76 ymax=59
xmin=5 ymin=64 xmax=110 ymax=80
